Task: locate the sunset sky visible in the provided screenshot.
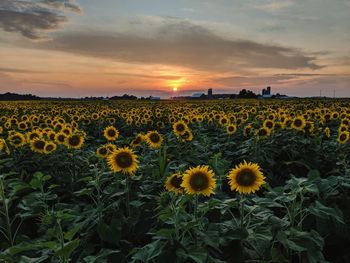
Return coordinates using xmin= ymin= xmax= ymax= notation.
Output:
xmin=0 ymin=0 xmax=349 ymax=98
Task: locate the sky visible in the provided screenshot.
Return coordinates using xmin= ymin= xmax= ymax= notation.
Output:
xmin=0 ymin=0 xmax=349 ymax=98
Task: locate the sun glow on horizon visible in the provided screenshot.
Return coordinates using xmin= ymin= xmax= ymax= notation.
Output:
xmin=166 ymin=77 xmax=187 ymax=92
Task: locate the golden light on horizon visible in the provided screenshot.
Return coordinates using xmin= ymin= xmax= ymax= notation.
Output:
xmin=166 ymin=77 xmax=187 ymax=92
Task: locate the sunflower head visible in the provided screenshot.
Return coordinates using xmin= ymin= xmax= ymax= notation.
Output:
xmin=55 ymin=132 xmax=67 ymax=144
xmin=103 ymin=126 xmax=120 ymax=141
xmin=30 ymin=138 xmax=47 ymax=154
xmin=65 ymin=133 xmax=85 ymax=149
xmin=146 ymin=131 xmax=163 ymax=148
xmin=165 ymin=173 xmax=184 ymax=195
xmin=180 ymin=129 xmax=193 ymax=142
xmin=181 ymin=165 xmax=216 ymax=196
xmin=131 ymin=134 xmax=144 ymax=147
xmin=44 ymin=142 xmax=57 ymax=154
xmin=0 ymin=139 xmax=10 ymax=155
xmin=292 ymin=116 xmax=306 ymax=131
xmin=244 ymin=125 xmax=253 ymax=137
xmin=227 ymin=161 xmax=265 ymax=195
xmin=226 ymin=124 xmax=237 ymax=135
xmin=96 ymin=145 xmax=109 ymax=158
xmin=256 ymin=127 xmax=271 ymax=139
xmin=107 ymin=147 xmax=139 ymax=175
xmin=338 ymin=131 xmax=350 ymax=144
xmin=173 ymin=121 xmax=188 ymax=136
xmin=263 ymin=120 xmax=275 ymax=130
xmin=8 ymin=132 xmax=26 ymax=148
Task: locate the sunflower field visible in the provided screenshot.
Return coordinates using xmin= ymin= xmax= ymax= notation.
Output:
xmin=0 ymin=99 xmax=350 ymax=263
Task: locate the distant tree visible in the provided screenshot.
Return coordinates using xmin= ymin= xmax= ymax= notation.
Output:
xmin=237 ymin=89 xmax=257 ymax=99
xmin=0 ymin=92 xmax=41 ymax=100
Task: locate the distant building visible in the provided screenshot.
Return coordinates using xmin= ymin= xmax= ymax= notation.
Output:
xmin=191 ymin=92 xmax=206 ymax=99
xmin=262 ymin=86 xmax=272 ymax=98
xmin=150 ymin=96 xmax=160 ymax=100
xmin=208 ymin=88 xmax=213 ymax=99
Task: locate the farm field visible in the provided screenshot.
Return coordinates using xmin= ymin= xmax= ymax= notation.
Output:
xmin=0 ymin=99 xmax=350 ymax=263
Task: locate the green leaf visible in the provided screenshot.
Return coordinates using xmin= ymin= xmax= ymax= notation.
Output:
xmin=55 ymin=239 xmax=80 ymax=259
xmin=177 ymin=246 xmax=208 ymax=263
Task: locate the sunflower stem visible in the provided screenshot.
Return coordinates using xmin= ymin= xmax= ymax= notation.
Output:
xmin=240 ymin=195 xmax=245 ymax=229
xmin=125 ymin=174 xmax=130 ymax=218
xmin=194 ymin=195 xmax=199 ymax=221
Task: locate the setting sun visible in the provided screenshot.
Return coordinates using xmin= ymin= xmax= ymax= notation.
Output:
xmin=173 ymin=87 xmax=178 ymax=92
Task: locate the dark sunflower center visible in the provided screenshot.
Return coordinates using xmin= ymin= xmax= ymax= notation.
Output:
xmin=258 ymin=129 xmax=267 ymax=136
xmin=181 ymin=131 xmax=190 ymax=139
xmin=107 ymin=129 xmax=116 ymax=137
xmin=229 ymin=126 xmax=234 ymax=132
xmin=30 ymin=134 xmax=39 ymax=140
xmin=58 ymin=135 xmax=65 ymax=142
xmin=150 ymin=133 xmax=160 ymax=143
xmin=189 ymin=172 xmax=209 ymax=191
xmin=236 ymin=169 xmax=257 ymax=187
xmin=46 ymin=144 xmax=54 ymax=151
xmin=176 ymin=123 xmax=185 ymax=132
xmin=294 ymin=119 xmax=302 ymax=127
xmin=133 ymin=136 xmax=142 ymax=144
xmin=34 ymin=140 xmax=45 ymax=150
xmin=69 ymin=135 xmax=81 ymax=146
xmin=221 ymin=119 xmax=227 ymax=124
xmin=12 ymin=136 xmax=22 ymax=144
xmin=99 ymin=147 xmax=107 ymax=155
xmin=266 ymin=121 xmax=273 ymax=128
xmin=340 ymin=134 xmax=347 ymax=141
xmin=115 ymin=152 xmax=133 ymax=168
xmin=170 ymin=176 xmax=183 ymax=189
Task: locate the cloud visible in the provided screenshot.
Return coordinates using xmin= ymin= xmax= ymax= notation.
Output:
xmin=42 ymin=17 xmax=321 ymax=71
xmin=0 ymin=0 xmax=81 ymax=40
xmin=0 ymin=66 xmax=49 ymax=74
xmin=251 ymin=0 xmax=295 ymax=12
xmin=40 ymin=0 xmax=81 ymax=13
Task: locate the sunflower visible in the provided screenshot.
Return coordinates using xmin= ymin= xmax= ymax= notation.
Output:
xmin=44 ymin=142 xmax=57 ymax=154
xmin=103 ymin=126 xmax=119 ymax=141
xmin=30 ymin=138 xmax=47 ymax=154
xmin=291 ymin=116 xmax=306 ymax=131
xmin=337 ymin=131 xmax=350 ymax=144
xmin=227 ymin=161 xmax=265 ymax=195
xmin=165 ymin=173 xmax=184 ymax=195
xmin=105 ymin=143 xmax=117 ymax=153
xmin=65 ymin=133 xmax=85 ymax=149
xmin=145 ymin=131 xmax=163 ymax=148
xmin=181 ymin=165 xmax=216 ymax=196
xmin=256 ymin=127 xmax=271 ymax=138
xmin=243 ymin=124 xmax=253 ymax=137
xmin=173 ymin=121 xmax=188 ymax=136
xmin=263 ymin=120 xmax=275 ymax=130
xmin=226 ymin=124 xmax=237 ymax=135
xmin=17 ymin=121 xmax=28 ymax=131
xmin=324 ymin=127 xmax=331 ymax=138
xmin=180 ymin=129 xmax=193 ymax=142
xmin=26 ymin=130 xmax=42 ymax=142
xmin=107 ymin=147 xmax=139 ymax=175
xmin=96 ymin=145 xmax=109 ymax=158
xmin=55 ymin=132 xmax=67 ymax=144
xmin=0 ymin=139 xmax=10 ymax=155
xmin=8 ymin=132 xmax=26 ymax=148
xmin=131 ymin=134 xmax=144 ymax=147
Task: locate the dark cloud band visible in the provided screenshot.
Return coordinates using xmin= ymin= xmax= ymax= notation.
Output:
xmin=0 ymin=0 xmax=81 ymax=39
